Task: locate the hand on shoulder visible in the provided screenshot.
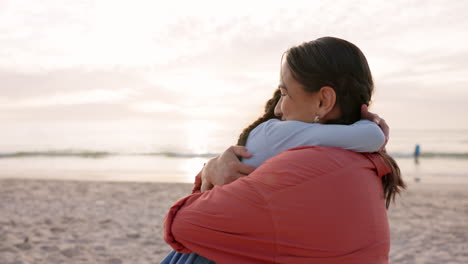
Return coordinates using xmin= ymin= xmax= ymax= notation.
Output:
xmin=361 ymin=104 xmax=389 ymax=150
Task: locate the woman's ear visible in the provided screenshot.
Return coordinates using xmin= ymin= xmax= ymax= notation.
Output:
xmin=317 ymin=86 xmax=339 ymax=121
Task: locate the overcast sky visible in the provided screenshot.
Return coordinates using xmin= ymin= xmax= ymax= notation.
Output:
xmin=1 ymin=0 xmax=467 ymax=129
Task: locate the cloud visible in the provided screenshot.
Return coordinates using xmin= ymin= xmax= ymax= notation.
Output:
xmin=129 ymin=101 xmax=179 ymax=113
xmin=0 ymin=88 xmax=136 ymax=109
xmin=0 ymin=68 xmax=149 ymax=98
xmin=0 ymin=102 xmax=137 ymax=121
xmin=1 ymin=0 xmax=467 ymax=129
xmin=0 ymin=65 xmax=272 ymax=122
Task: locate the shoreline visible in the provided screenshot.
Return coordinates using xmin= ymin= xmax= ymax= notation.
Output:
xmin=1 ymin=155 xmax=468 ymax=185
xmin=0 ymin=179 xmax=467 ymax=264
xmin=2 ymin=173 xmax=468 ymax=185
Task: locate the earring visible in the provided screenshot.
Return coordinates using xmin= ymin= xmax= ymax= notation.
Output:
xmin=313 ymin=114 xmax=320 ymax=123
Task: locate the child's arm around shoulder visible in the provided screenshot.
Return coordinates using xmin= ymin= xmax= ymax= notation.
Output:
xmin=261 ymin=119 xmax=385 ymax=153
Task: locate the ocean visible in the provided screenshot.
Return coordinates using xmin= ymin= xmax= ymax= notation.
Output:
xmin=1 ymin=120 xmax=467 ymax=184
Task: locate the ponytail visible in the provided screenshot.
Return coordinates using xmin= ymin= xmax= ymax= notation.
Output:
xmin=379 ymin=150 xmax=406 ymax=208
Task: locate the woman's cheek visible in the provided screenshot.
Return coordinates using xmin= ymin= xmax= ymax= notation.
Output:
xmin=281 ymin=100 xmax=290 ymax=119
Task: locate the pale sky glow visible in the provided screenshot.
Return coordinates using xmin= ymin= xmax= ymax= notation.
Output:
xmin=1 ymin=0 xmax=468 ymax=129
xmin=0 ymin=88 xmax=135 ymax=109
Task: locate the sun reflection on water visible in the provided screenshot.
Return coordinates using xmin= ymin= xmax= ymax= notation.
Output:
xmin=179 ymin=157 xmax=210 ymax=183
xmin=179 ymin=120 xmax=218 ymax=182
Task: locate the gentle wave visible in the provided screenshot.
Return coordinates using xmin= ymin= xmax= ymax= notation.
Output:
xmin=0 ymin=151 xmax=114 ymax=158
xmin=142 ymin=152 xmax=218 ymax=158
xmin=1 ymin=150 xmax=467 ymax=159
xmin=0 ymin=150 xmax=218 ymax=159
xmin=420 ymin=152 xmax=468 ymax=159
xmin=390 ymin=152 xmax=468 ymax=159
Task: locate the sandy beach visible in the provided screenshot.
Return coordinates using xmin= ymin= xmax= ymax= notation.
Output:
xmin=0 ymin=179 xmax=466 ymax=264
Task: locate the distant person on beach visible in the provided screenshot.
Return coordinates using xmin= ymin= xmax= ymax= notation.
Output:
xmin=414 ymin=144 xmax=421 ymax=164
xmin=161 ymin=37 xmax=405 ymax=264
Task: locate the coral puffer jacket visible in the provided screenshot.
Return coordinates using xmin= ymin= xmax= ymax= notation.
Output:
xmin=164 ymin=146 xmax=391 ymax=264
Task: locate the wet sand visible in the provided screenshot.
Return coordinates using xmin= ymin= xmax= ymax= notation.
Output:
xmin=0 ymin=179 xmax=466 ymax=264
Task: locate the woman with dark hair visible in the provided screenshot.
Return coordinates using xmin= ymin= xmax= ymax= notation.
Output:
xmin=161 ymin=36 xmax=405 ymax=264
